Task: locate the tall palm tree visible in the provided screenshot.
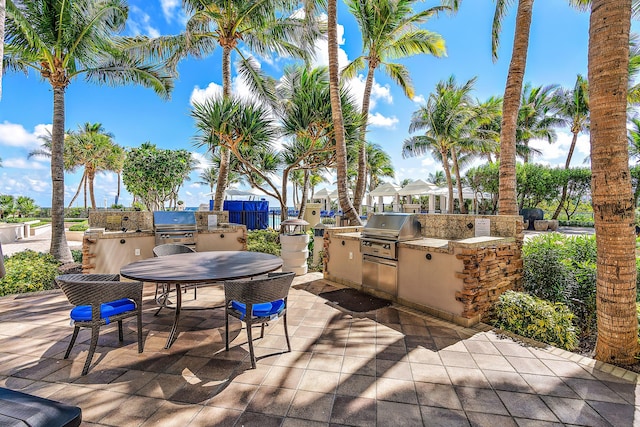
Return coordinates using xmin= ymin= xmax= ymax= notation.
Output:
xmin=403 ymin=76 xmax=476 ymax=213
xmin=588 ymin=0 xmax=638 ymax=364
xmin=66 ymin=123 xmax=124 ymax=209
xmin=552 ymin=74 xmax=589 ymax=219
xmin=517 ymin=83 xmax=561 ymax=163
xmin=328 ymin=0 xmax=360 ymax=225
xmin=5 ymin=0 xmax=173 ymax=262
xmin=493 ymin=0 xmax=534 ymax=215
xmin=158 ymin=0 xmax=314 ymax=211
xmin=366 ymin=143 xmax=395 ymax=191
xmin=342 ymin=0 xmax=449 ymax=214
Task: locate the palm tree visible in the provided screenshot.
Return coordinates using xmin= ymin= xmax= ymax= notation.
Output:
xmin=403 ymin=76 xmax=476 ymax=213
xmin=157 ymin=0 xmax=313 ymax=211
xmin=328 ymin=0 xmax=360 ymax=225
xmin=588 ymin=0 xmax=638 ymax=364
xmin=0 ymin=0 xmax=5 ymax=99
xmin=517 ymin=83 xmax=561 ymax=163
xmin=342 ymin=0 xmax=449 ymax=214
xmin=427 ymin=170 xmax=446 ymax=186
xmin=470 ymin=96 xmax=502 ymax=164
xmin=5 ymin=0 xmax=173 ymax=262
xmin=552 ymin=74 xmax=589 ymax=219
xmin=366 ymin=143 xmax=395 ymax=191
xmin=628 ymin=117 xmax=640 ymax=162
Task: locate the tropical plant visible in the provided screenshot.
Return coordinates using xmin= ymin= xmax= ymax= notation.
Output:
xmin=491 ymin=0 xmax=534 ymax=215
xmin=0 ymin=194 xmax=15 ymax=219
xmin=403 ymin=75 xmax=476 ymax=213
xmin=587 ymin=0 xmax=638 ymax=364
xmin=342 ymin=0 xmax=449 ymax=213
xmin=366 ymin=143 xmax=395 ymax=191
xmin=150 ymin=0 xmax=315 ymax=211
xmin=552 ymin=74 xmax=590 ymax=219
xmin=63 ymin=123 xmax=124 ymax=209
xmin=4 ymin=0 xmax=173 ymax=262
xmin=328 ymin=0 xmax=360 ymax=225
xmin=122 ymin=142 xmax=194 ymax=211
xmin=515 ymin=163 xmax=563 ymax=210
xmin=14 ymin=196 xmax=37 ymax=217
xmin=516 ymin=83 xmax=560 ymax=163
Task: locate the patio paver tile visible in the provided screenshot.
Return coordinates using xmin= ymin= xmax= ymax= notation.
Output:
xmin=374 ymin=377 xmax=417 ymax=404
xmin=446 ymin=366 xmax=491 ymax=388
xmin=246 ymin=385 xmax=296 ymax=416
xmin=97 ymin=394 xmax=165 ymax=426
xmin=185 ymin=405 xmax=239 ymax=427
xmin=465 ymin=411 xmax=519 ymax=427
xmin=455 ymin=386 xmax=509 ymax=416
xmin=337 ymin=373 xmax=376 ymax=399
xmin=262 ymin=365 xmax=305 ymax=389
xmin=287 ymin=390 xmax=334 ymax=422
xmin=562 ymin=377 xmax=628 ymax=404
xmin=496 ymin=390 xmax=559 ymax=421
xmin=330 ymin=395 xmax=376 ymax=427
xmin=415 ymin=381 xmax=462 ymax=409
xmin=506 ymin=356 xmax=556 ymax=376
xmin=513 ymin=419 xmax=564 ymax=427
xmin=587 ymin=400 xmax=640 ymax=426
xmin=376 ymin=400 xmax=422 ymax=426
xmin=519 ymin=373 xmax=582 ymax=399
xmin=482 ymin=369 xmax=534 ymax=393
xmin=541 ymin=395 xmax=610 ymax=426
xmin=297 ymin=369 xmax=340 ymax=393
xmin=419 ymin=405 xmax=470 ymax=427
xmin=206 ymin=381 xmax=257 ymax=410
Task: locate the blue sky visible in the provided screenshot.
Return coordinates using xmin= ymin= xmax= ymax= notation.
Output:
xmin=0 ymin=1 xmax=636 ymax=209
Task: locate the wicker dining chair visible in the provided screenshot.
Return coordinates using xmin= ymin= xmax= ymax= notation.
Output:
xmin=55 ymin=274 xmax=144 ymax=376
xmin=152 ymin=243 xmax=196 ymax=314
xmin=223 ymin=272 xmax=295 ymax=369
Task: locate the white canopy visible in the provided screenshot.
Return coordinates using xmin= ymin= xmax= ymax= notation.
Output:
xmin=397 ymin=179 xmax=440 ymax=196
xmin=432 ymin=186 xmax=490 ymax=200
xmin=329 ymin=188 xmax=353 ymax=199
xmin=369 ymin=182 xmax=401 ymax=197
xmin=312 ymin=188 xmax=332 ymax=200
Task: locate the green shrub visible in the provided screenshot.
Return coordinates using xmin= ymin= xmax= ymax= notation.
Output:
xmin=493 ymin=290 xmax=578 ymax=351
xmin=0 ymin=250 xmax=60 ymax=296
xmin=568 ymin=261 xmax=597 ymax=338
xmin=246 ymin=229 xmax=280 ymax=256
xmin=523 ymin=235 xmax=575 ymax=303
xmin=72 ymin=250 xmax=83 ymax=264
xmin=68 ymin=221 xmax=89 ymax=232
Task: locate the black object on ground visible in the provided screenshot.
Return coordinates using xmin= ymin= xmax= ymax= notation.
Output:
xmin=519 ymin=208 xmax=544 ymax=230
xmin=0 ymin=387 xmax=82 ymax=427
xmin=319 ymin=288 xmax=391 ymax=312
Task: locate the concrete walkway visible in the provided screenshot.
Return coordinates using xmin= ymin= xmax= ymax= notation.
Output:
xmin=0 ymin=273 xmax=638 ymax=426
xmin=1 ymin=228 xmax=83 ymax=257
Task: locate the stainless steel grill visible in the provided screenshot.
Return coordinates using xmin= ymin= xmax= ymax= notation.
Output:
xmin=153 ymin=211 xmax=197 ymax=247
xmin=361 ymin=213 xmax=421 ymax=297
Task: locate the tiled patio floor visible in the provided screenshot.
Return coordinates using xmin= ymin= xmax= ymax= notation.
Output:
xmin=0 ymin=272 xmax=638 ymax=426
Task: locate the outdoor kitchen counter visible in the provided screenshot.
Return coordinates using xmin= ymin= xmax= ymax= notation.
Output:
xmin=333 ymin=232 xmax=361 ymax=240
xmin=399 ymin=235 xmax=513 ymax=253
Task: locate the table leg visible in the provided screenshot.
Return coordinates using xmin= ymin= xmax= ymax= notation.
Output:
xmin=165 ymin=283 xmax=182 ymax=349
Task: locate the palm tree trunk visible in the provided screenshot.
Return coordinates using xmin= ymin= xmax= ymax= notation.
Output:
xmin=83 ymin=177 xmax=87 ymax=210
xmin=589 ymin=0 xmax=637 ymax=364
xmin=213 ymin=45 xmax=233 ymax=211
xmin=441 ymin=147 xmax=454 ymax=213
xmin=328 ymin=0 xmax=361 ymax=226
xmin=116 ymin=170 xmax=121 ymax=206
xmin=0 ymin=0 xmax=5 ymax=100
xmin=451 ymin=148 xmax=467 ymax=214
xmin=498 ymin=0 xmax=533 ymax=216
xmin=49 ymin=86 xmax=73 ymax=263
xmin=88 ymin=168 xmax=96 ymax=209
xmin=298 ymin=169 xmax=310 ymax=220
xmin=552 ymin=130 xmax=579 ymax=219
xmin=353 ymin=63 xmax=375 ymax=214
xmin=67 ymin=172 xmax=86 ymax=208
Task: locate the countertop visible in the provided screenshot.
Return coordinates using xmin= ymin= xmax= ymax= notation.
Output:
xmin=85 ymin=223 xmax=245 ymax=239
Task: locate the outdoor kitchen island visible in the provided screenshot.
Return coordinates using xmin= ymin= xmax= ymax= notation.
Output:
xmin=323 ymin=213 xmax=524 ymax=327
xmin=80 ymin=210 xmax=247 ymax=274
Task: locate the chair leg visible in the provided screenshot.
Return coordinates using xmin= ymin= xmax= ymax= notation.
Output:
xmin=118 ymin=320 xmax=124 ymax=342
xmin=225 ymin=308 xmax=230 ymax=352
xmin=137 ymin=309 xmax=143 ymax=353
xmin=64 ymin=326 xmax=80 ymax=359
xmin=283 ymin=313 xmax=291 ymax=353
xmin=260 ymin=323 xmax=265 ymax=339
xmin=83 ymin=326 xmax=100 ymax=376
xmin=246 ymin=319 xmax=256 ymax=369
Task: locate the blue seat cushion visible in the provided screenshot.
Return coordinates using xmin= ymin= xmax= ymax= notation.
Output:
xmin=231 ymin=299 xmax=285 ymax=320
xmin=70 ymin=298 xmax=135 ymax=324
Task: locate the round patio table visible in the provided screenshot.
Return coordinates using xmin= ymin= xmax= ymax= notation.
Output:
xmin=120 ymin=251 xmax=283 ymax=348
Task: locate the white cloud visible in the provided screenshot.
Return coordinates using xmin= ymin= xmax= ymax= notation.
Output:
xmin=529 ymin=131 xmax=590 ymax=167
xmin=160 ymin=0 xmax=181 ymax=23
xmin=2 ymin=158 xmax=47 ymax=170
xmin=191 ymin=152 xmax=212 ymax=170
xmin=190 ymin=71 xmax=258 ymax=105
xmin=368 ymin=113 xmax=399 ymax=129
xmin=344 ymin=74 xmax=393 ymax=111
xmin=413 ymin=94 xmax=426 ymax=104
xmin=0 ymin=122 xmax=50 ymax=149
xmin=311 ymin=14 xmax=349 ymax=70
xmin=128 ymin=6 xmax=161 ymax=37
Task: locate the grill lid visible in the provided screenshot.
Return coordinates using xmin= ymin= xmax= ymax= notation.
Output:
xmin=362 ymin=213 xmax=421 ymax=241
xmin=153 ymin=211 xmax=197 ymax=230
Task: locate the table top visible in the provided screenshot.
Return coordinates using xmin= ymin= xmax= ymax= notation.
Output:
xmin=120 ymin=251 xmax=283 ymax=283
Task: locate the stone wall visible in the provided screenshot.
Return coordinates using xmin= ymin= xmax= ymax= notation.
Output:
xmin=88 ymin=210 xmax=229 ymax=231
xmin=455 ymin=241 xmax=524 ymax=320
xmin=418 ymin=213 xmax=522 ymax=240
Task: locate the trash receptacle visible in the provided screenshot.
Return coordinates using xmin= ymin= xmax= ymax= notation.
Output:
xmin=280 ymin=219 xmax=309 ymax=276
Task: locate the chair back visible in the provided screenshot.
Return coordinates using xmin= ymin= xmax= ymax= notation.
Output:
xmin=55 ymin=274 xmax=143 ymax=308
xmin=153 ymin=243 xmax=195 ymax=257
xmin=224 ymin=272 xmax=295 ymax=306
